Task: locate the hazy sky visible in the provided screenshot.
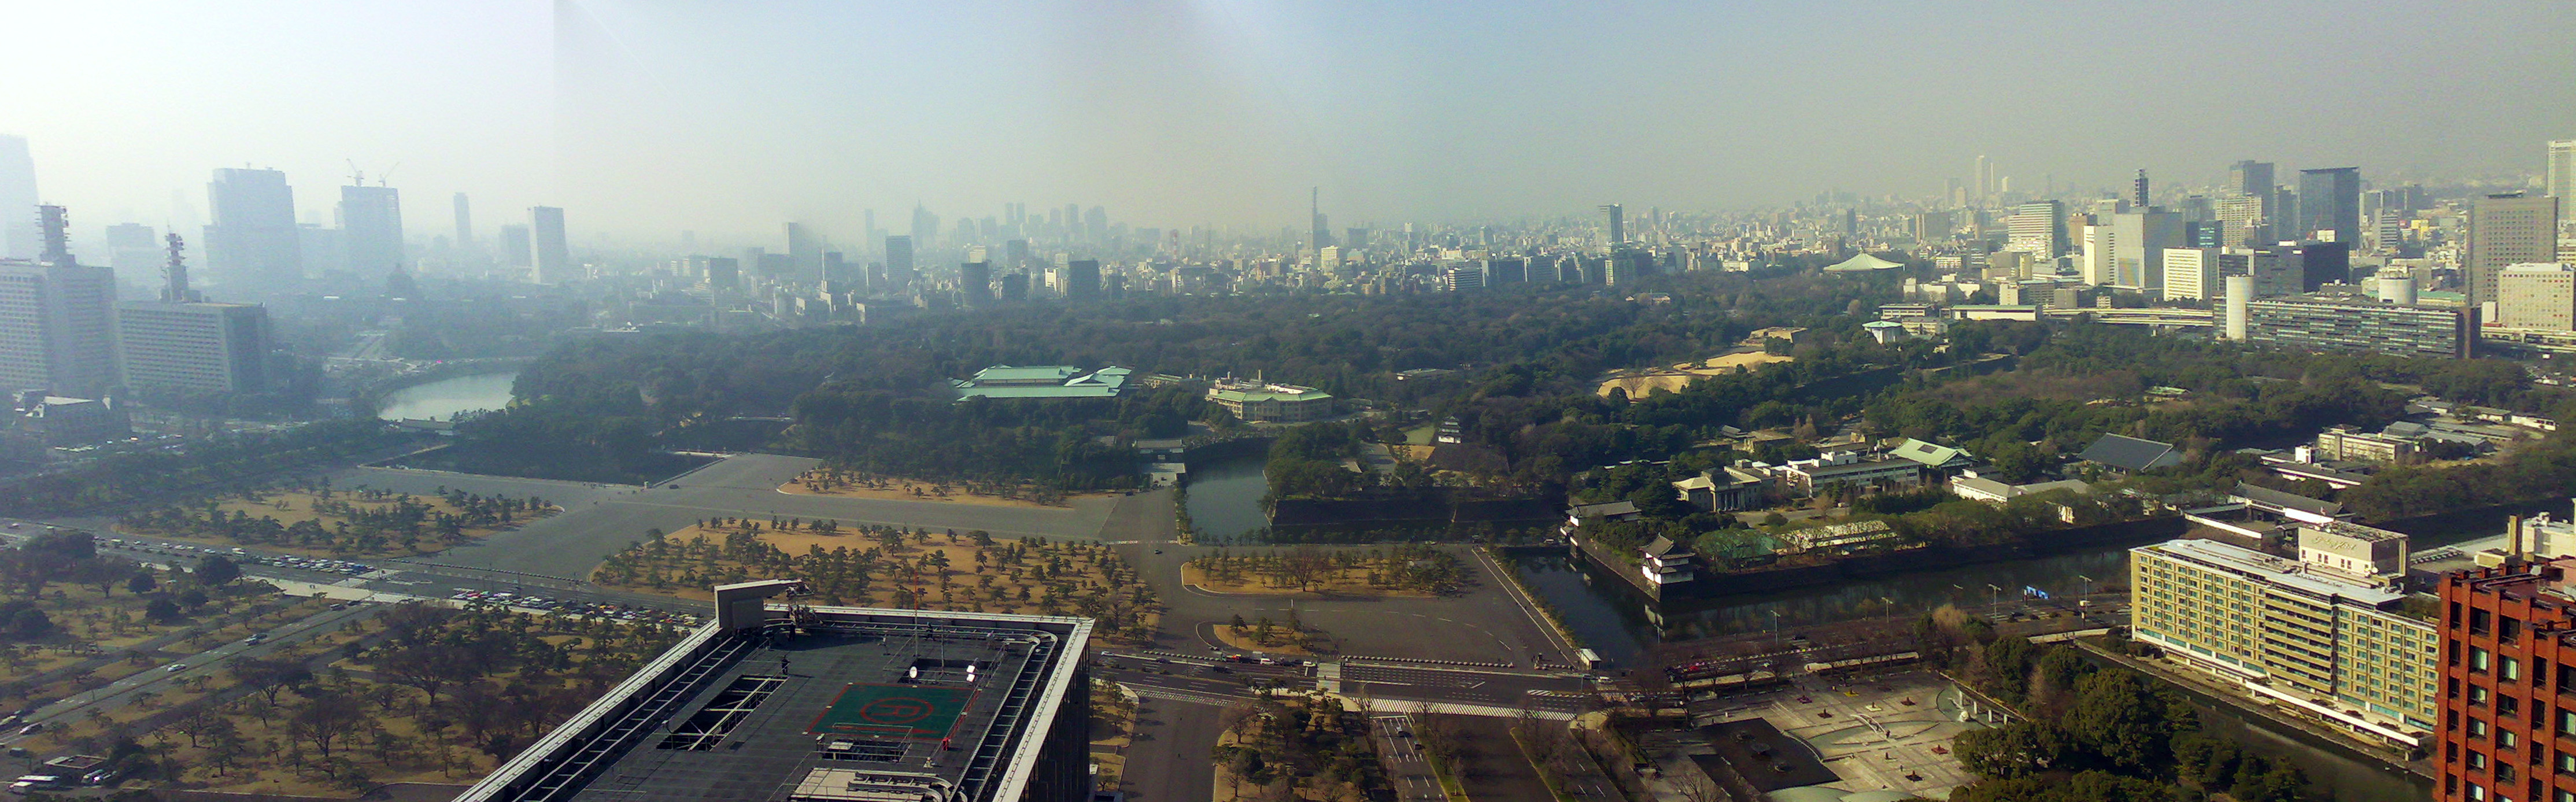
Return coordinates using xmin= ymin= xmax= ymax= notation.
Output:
xmin=5 ymin=1 xmax=2573 ymax=243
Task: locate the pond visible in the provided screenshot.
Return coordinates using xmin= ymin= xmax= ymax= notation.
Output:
xmin=376 ymin=372 xmax=518 ymax=422
xmin=1183 ymin=450 xmax=1270 ymax=542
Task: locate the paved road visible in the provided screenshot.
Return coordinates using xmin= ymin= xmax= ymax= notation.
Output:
xmin=1122 ymin=696 xmax=1223 ymax=802
xmin=0 ymin=601 xmax=382 ymax=747
xmin=1339 ymin=663 xmax=1595 ymax=714
xmin=1372 ymin=715 xmax=1444 ymax=802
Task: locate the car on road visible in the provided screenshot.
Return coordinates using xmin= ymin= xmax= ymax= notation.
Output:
xmin=16 ymin=723 xmax=42 ymax=736
xmin=162 ymin=664 xmax=184 ymax=673
xmin=244 ymin=634 xmax=267 ymax=644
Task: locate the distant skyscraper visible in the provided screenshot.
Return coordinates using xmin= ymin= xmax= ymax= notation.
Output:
xmin=2297 ymin=167 xmax=2361 ymax=246
xmin=2467 ymin=193 xmax=2560 ymax=306
xmin=2132 ymin=169 xmax=2150 ymax=209
xmin=884 ymin=235 xmax=915 ymax=288
xmin=911 ymin=205 xmax=938 ymax=250
xmin=785 ymin=222 xmax=821 ymax=283
xmin=452 ymin=192 xmax=472 ymax=247
xmin=530 ymin=206 xmax=572 ymax=283
xmin=1063 ymin=259 xmax=1100 ymax=300
xmin=1309 ymin=188 xmax=1331 ymax=250
xmin=960 ymin=261 xmax=992 ymax=306
xmin=2550 ymin=139 xmax=2575 ymax=204
xmin=205 ymin=168 xmax=302 ymax=286
xmin=339 ymin=184 xmax=403 ymax=280
xmin=498 ymin=224 xmax=532 ymax=269
xmin=1599 ymin=204 xmax=1625 ymax=247
xmin=2228 ymin=160 xmax=2275 ymax=199
xmin=703 ymin=256 xmax=739 ymax=290
xmin=105 ymin=223 xmax=158 ymax=276
xmin=0 ymin=207 xmax=116 ymax=395
xmin=2006 ymin=200 xmax=2067 ymax=258
xmin=0 ymin=135 xmax=34 ymax=260
xmin=1084 ymin=206 xmax=1106 ymax=243
xmin=1974 ymin=155 xmax=1991 ymax=199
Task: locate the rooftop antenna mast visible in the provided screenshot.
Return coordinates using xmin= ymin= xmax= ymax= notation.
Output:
xmin=161 ymin=232 xmax=199 ymax=303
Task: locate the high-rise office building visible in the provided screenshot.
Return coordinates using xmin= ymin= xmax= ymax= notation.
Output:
xmin=2081 ymin=210 xmax=2182 ymax=290
xmin=703 ymin=256 xmax=738 ymax=291
xmin=2298 ymin=167 xmax=2362 ymax=246
xmin=2005 ymin=201 xmax=2067 ymax=258
xmin=498 ymin=224 xmax=533 ymax=270
xmin=1062 ymin=259 xmax=1100 ymax=300
xmin=785 ymin=222 xmax=822 ymax=283
xmin=911 ymin=204 xmax=939 ymax=250
xmin=452 ymin=193 xmax=472 ymax=247
xmin=2467 ymin=194 xmax=2561 ymax=307
xmin=2496 ymin=263 xmax=2576 ymax=331
xmin=204 ymin=168 xmax=302 ymax=287
xmin=2549 ymin=139 xmax=2575 ymax=208
xmin=339 ymin=184 xmax=403 ymax=280
xmin=999 ymin=271 xmax=1028 ymax=301
xmin=1912 ymin=210 xmax=1953 ymax=245
xmin=0 ymin=135 xmax=34 ymax=261
xmin=0 ymin=206 xmax=116 ymax=396
xmin=2160 ymin=247 xmax=2221 ymax=302
xmin=1441 ymin=265 xmax=1484 ymax=292
xmin=1483 ymin=257 xmax=1526 ymax=284
xmin=297 ymin=223 xmax=345 ymax=277
xmin=530 ymin=206 xmax=572 ymax=284
xmin=1084 ymin=206 xmax=1106 ymax=243
xmin=2214 ymin=194 xmax=2271 ymax=247
xmin=2131 ymin=169 xmax=2150 ymax=209
xmin=117 ymin=234 xmax=268 ymax=394
xmin=1599 ymin=204 xmax=1625 ymax=247
xmin=105 ymin=223 xmax=158 ymax=276
xmin=883 ymin=235 xmax=914 ymax=289
xmin=2229 ymin=160 xmax=2275 ymax=199
xmin=1309 ymin=189 xmax=1332 ymax=251
xmin=960 ymin=261 xmax=992 ymax=306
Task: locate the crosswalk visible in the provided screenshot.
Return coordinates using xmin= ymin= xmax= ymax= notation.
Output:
xmin=1126 ymin=685 xmax=1243 ymax=707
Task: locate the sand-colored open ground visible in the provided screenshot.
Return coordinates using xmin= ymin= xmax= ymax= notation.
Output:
xmin=1596 ymin=352 xmax=1797 ymax=398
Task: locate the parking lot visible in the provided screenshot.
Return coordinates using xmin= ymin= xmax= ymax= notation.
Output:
xmin=1691 ymin=670 xmax=1982 ymax=799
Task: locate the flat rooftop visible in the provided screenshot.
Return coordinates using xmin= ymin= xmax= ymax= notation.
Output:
xmin=2138 ymin=537 xmax=2404 ymax=606
xmin=460 ymin=607 xmax=1092 ymax=802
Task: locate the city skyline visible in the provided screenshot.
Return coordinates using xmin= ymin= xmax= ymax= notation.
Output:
xmin=0 ymin=1 xmax=2569 ymax=241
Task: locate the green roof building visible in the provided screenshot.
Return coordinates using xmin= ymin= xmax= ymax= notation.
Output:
xmin=951 ymin=365 xmax=1133 ymax=400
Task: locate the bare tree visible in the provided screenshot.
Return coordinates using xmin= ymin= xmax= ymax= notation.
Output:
xmin=1674 ymin=767 xmax=1724 ymax=802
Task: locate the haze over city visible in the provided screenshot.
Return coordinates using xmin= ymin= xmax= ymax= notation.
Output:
xmin=5 ymin=0 xmax=2572 ymax=239
xmin=7 ymin=4 xmax=2576 ymax=802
